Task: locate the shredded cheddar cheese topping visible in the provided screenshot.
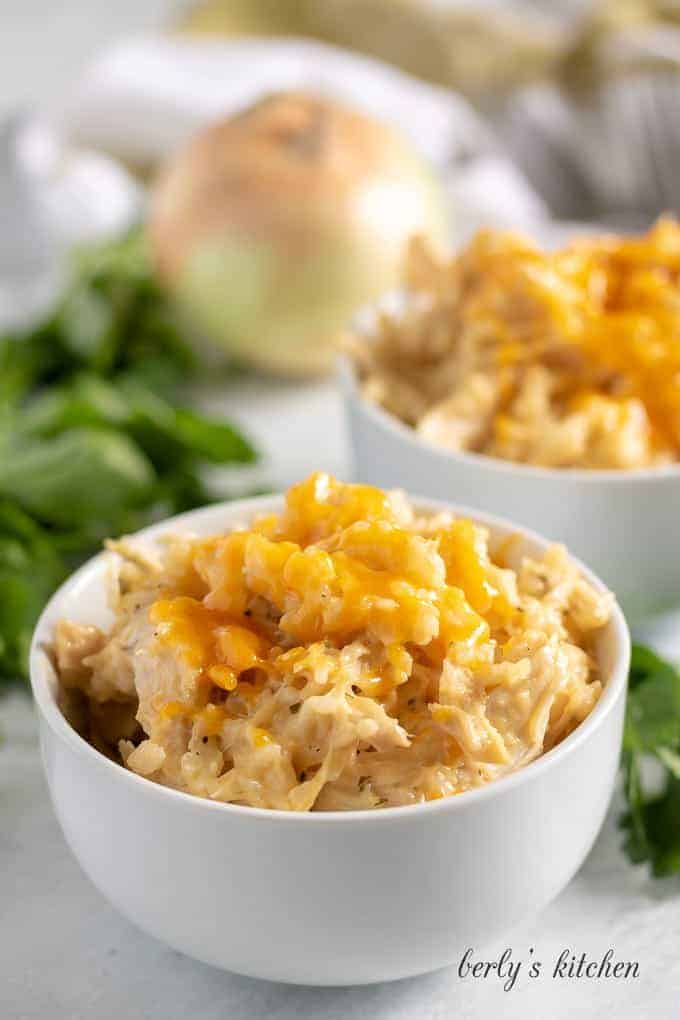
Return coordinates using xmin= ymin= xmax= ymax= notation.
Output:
xmin=354 ymin=217 xmax=680 ymax=468
xmin=152 ymin=474 xmax=492 ymax=692
xmin=54 ymin=474 xmax=613 ymax=811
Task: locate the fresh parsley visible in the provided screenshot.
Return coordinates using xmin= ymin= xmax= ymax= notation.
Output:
xmin=620 ymin=644 xmax=680 ymax=876
xmin=0 ymin=229 xmax=256 ymax=688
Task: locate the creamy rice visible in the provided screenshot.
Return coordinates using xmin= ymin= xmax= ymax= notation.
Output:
xmin=350 ymin=218 xmax=680 ymax=469
xmin=54 ymin=474 xmax=612 ymax=811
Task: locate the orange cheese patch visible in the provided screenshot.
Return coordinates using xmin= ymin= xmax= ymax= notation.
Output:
xmin=149 ymin=474 xmax=510 ymax=705
xmin=150 ymin=597 xmax=269 ymax=680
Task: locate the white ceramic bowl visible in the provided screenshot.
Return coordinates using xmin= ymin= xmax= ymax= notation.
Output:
xmin=339 ymin=356 xmax=680 ymax=620
xmin=31 ymin=495 xmax=629 ymax=987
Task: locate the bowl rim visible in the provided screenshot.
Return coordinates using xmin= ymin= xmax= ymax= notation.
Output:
xmin=337 ymin=352 xmax=680 ymax=484
xmin=30 ymin=491 xmax=630 ymax=825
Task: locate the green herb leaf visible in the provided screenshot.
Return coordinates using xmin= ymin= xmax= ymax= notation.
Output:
xmin=172 ymin=407 xmax=257 ymax=464
xmin=656 ymin=746 xmax=680 ymax=780
xmin=624 ymin=651 xmax=680 ymax=754
xmin=620 ymin=643 xmax=680 ymax=876
xmin=0 ymin=428 xmax=155 ymax=529
xmin=0 ymin=228 xmax=258 ymax=687
xmin=0 ymin=501 xmax=66 ymax=685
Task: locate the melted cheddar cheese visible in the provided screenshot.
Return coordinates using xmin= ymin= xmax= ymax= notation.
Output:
xmin=356 ymin=217 xmax=680 ymax=468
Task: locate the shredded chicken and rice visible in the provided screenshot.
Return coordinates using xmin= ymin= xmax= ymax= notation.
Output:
xmin=54 ymin=474 xmax=612 ymax=811
xmin=352 ymin=218 xmax=680 ymax=470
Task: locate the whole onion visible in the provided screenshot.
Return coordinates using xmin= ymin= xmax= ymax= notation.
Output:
xmin=148 ymin=92 xmax=449 ymax=376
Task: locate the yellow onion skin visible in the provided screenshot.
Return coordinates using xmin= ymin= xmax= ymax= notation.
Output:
xmin=149 ymin=92 xmax=449 ymax=376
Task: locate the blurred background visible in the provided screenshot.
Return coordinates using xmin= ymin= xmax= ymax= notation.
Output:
xmin=3 ymin=0 xmax=680 ymax=687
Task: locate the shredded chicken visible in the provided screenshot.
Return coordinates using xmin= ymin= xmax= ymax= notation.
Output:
xmin=54 ymin=474 xmax=613 ymax=811
xmin=350 ymin=219 xmax=680 ymax=468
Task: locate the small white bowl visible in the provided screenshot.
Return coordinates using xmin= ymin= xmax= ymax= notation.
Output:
xmin=339 ymin=355 xmax=680 ymax=620
xmin=31 ymin=494 xmax=629 ymax=986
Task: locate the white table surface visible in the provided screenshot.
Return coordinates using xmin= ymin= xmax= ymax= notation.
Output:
xmin=1 ymin=3 xmax=680 ymax=1017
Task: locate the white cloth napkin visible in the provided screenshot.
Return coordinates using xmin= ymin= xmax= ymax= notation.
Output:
xmin=55 ymin=34 xmax=548 ymax=242
xmin=0 ymin=115 xmax=141 ymax=330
